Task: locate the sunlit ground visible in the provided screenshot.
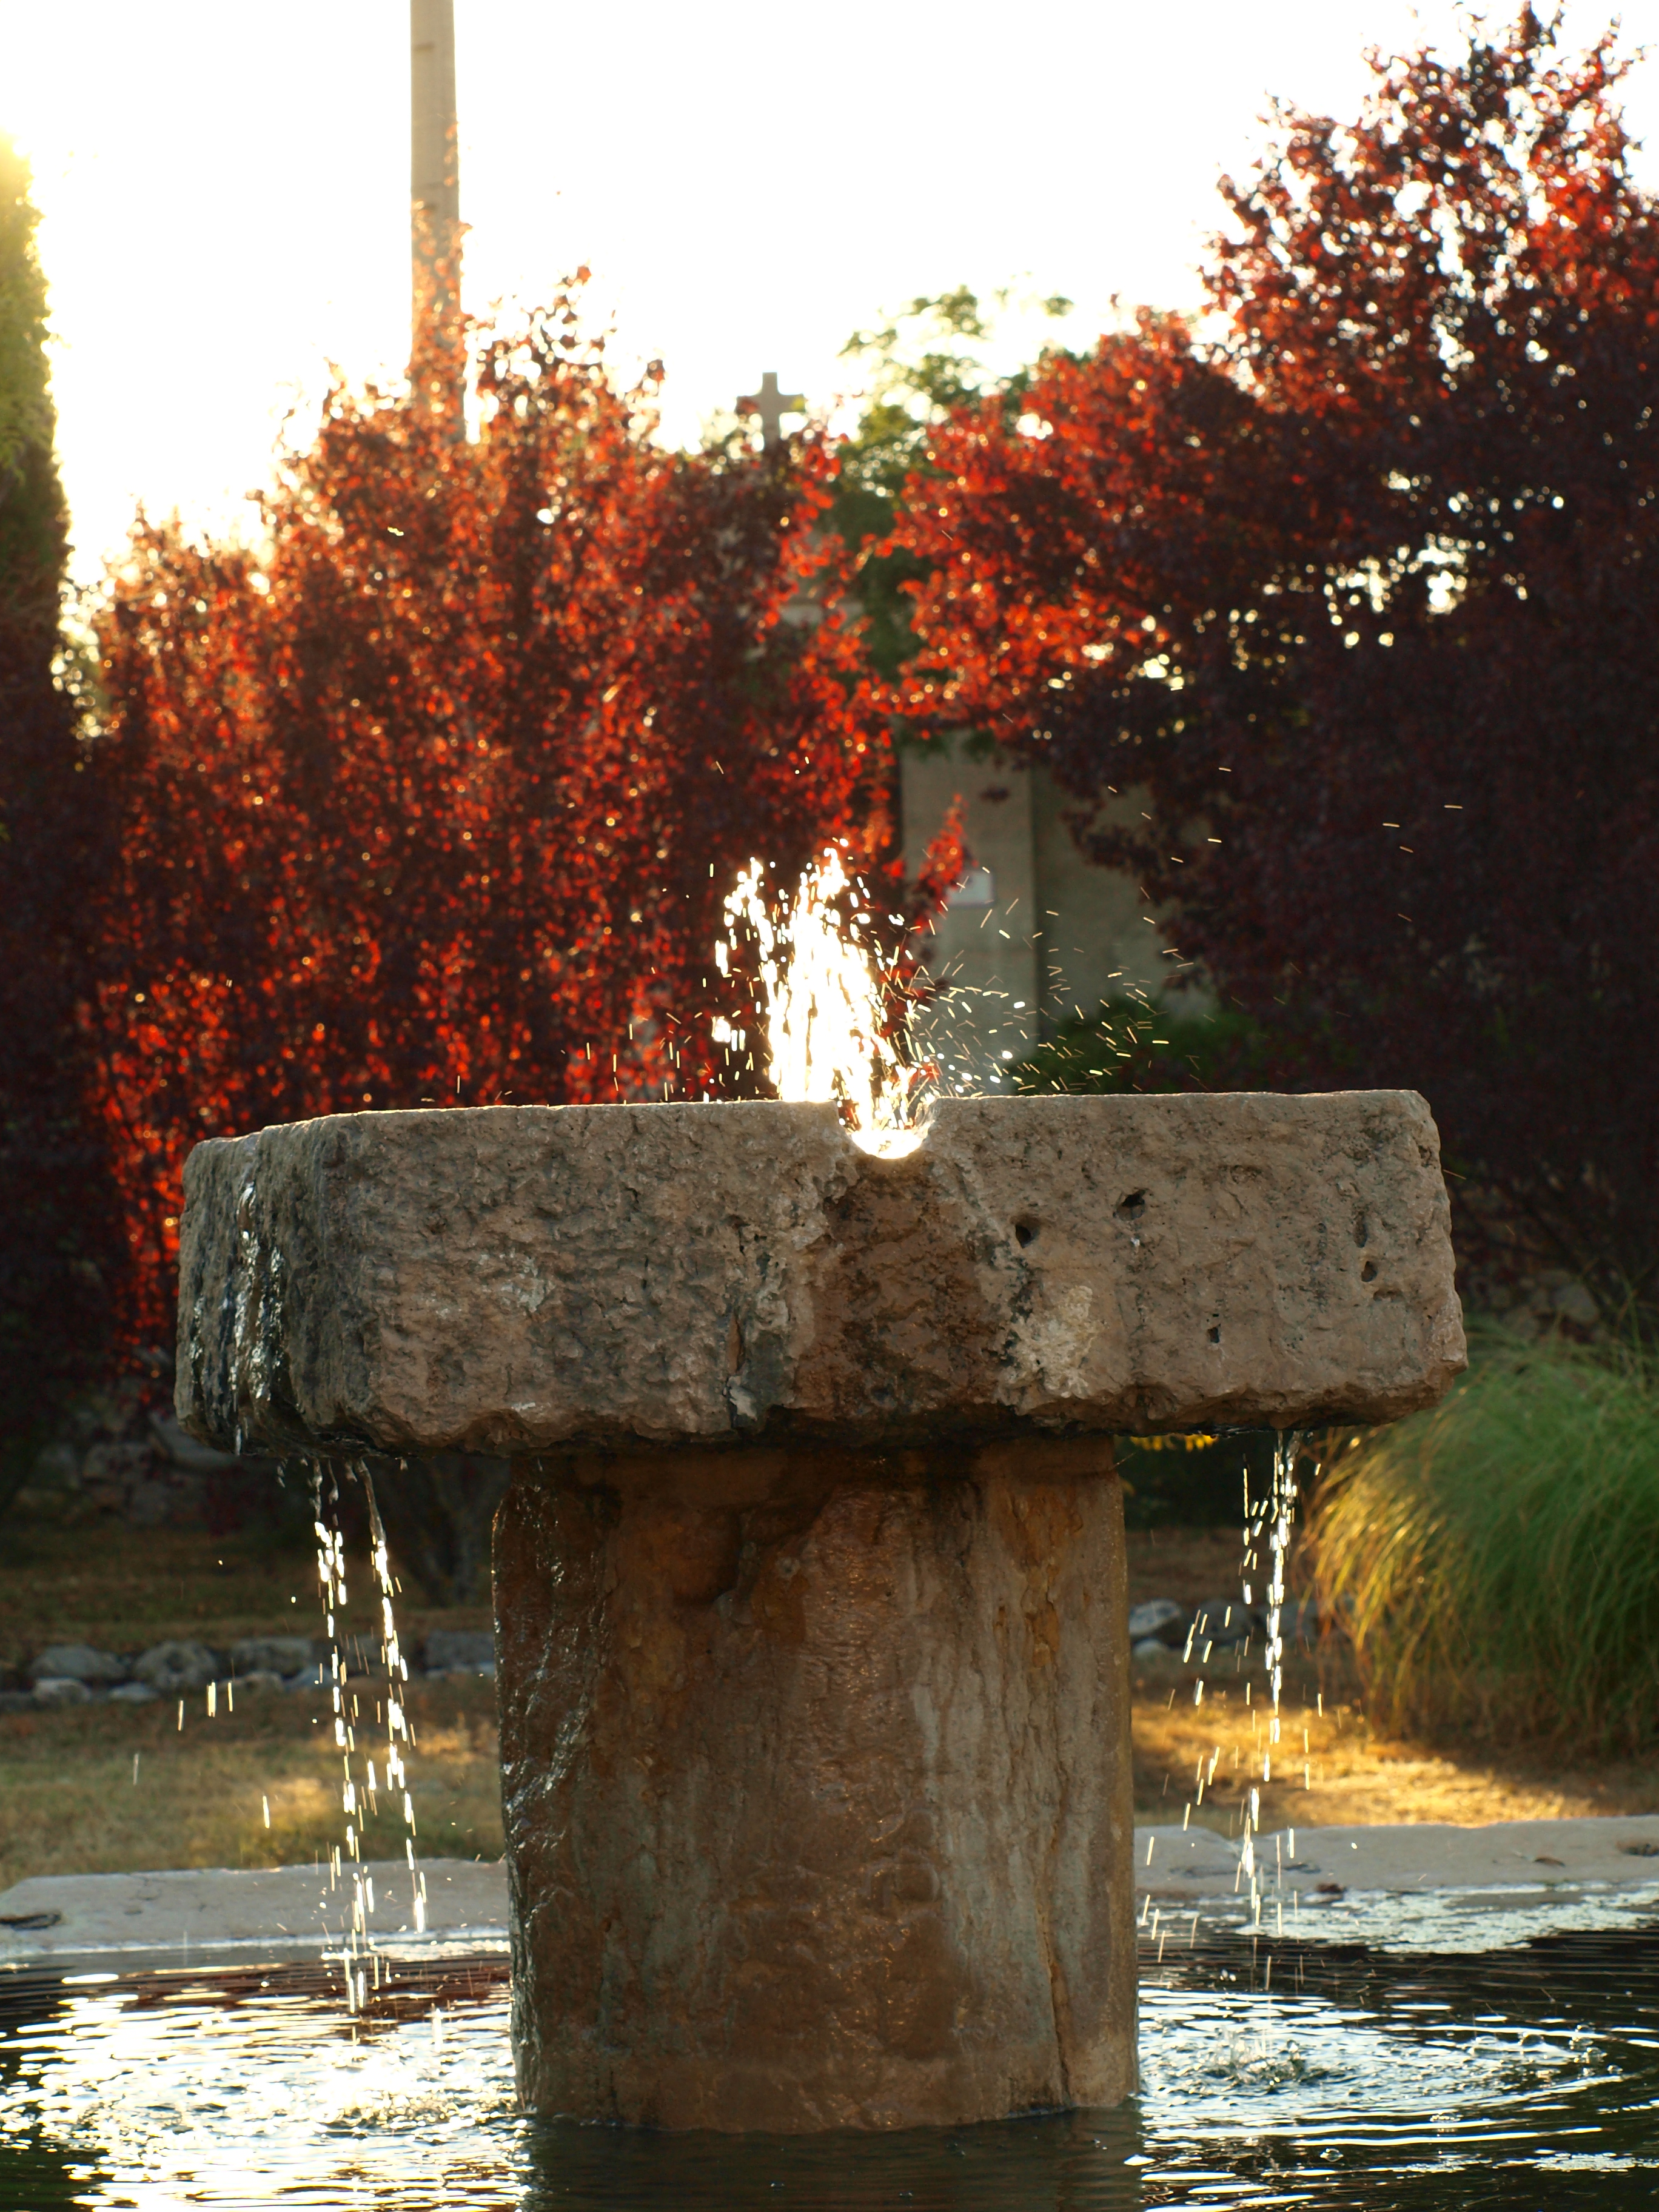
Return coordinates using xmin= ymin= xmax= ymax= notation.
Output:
xmin=0 ymin=1681 xmax=503 ymax=1890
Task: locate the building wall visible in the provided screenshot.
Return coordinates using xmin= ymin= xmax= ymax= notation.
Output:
xmin=1030 ymin=771 xmax=1173 ymax=1027
xmin=900 ymin=738 xmax=1182 ymax=1086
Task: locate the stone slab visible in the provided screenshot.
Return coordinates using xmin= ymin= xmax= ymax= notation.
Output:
xmin=0 ymin=1858 xmax=507 ymax=1964
xmin=8 ymin=1817 xmax=1655 ymax=1968
xmin=1138 ymin=1814 xmax=1659 ymax=1898
xmin=176 ymin=1093 xmax=1464 ymax=1458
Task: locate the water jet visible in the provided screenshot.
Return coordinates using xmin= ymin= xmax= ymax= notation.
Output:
xmin=175 ymin=1090 xmax=1463 ymax=2130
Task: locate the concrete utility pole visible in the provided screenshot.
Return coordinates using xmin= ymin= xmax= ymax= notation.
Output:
xmin=411 ymin=0 xmax=463 ymax=427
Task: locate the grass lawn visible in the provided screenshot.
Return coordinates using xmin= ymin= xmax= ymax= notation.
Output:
xmin=0 ymin=1678 xmax=503 ymax=1891
xmin=2 ymin=1512 xmax=1655 ymax=1891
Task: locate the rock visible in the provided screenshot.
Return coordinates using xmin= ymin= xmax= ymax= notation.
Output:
xmin=497 ymin=1433 xmax=1135 ymax=2132
xmin=1553 ymin=1281 xmax=1600 ymax=1329
xmin=1127 ymin=1599 xmax=1187 ymax=1646
xmin=81 ymin=1439 xmax=155 ymax=1490
xmin=1189 ymin=1600 xmax=1255 ymax=1650
xmin=230 ymin=1635 xmax=317 ymax=1677
xmin=27 ymin=1644 xmax=129 ymax=1687
xmin=284 ymin=1663 xmax=329 ymax=1690
xmin=30 ymin=1440 xmax=79 ymax=1491
xmin=149 ymin=1410 xmax=246 ymax=1475
xmin=1277 ymin=1597 xmax=1320 ymax=1642
xmin=175 ymin=1094 xmax=1466 ymax=1459
xmin=107 ymin=1681 xmax=159 ymax=1705
xmin=132 ymin=1640 xmax=222 ymax=1694
xmin=1131 ymin=1639 xmax=1187 ymax=1678
xmin=0 ymin=1690 xmax=38 ymax=1714
xmin=232 ymin=1670 xmax=286 ymax=1694
xmin=424 ymin=1629 xmax=494 ymax=1675
xmin=32 ymin=1677 xmax=94 ymax=1706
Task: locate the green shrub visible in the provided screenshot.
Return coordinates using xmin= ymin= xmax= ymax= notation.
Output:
xmin=1311 ymin=1329 xmax=1659 ymax=1749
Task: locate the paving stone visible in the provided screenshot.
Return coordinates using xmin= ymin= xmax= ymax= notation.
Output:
xmin=0 ymin=1860 xmax=508 ymax=1962
xmin=27 ymin=1644 xmax=129 ymax=1687
xmin=132 ymin=1640 xmax=222 ymax=1694
xmin=230 ymin=1635 xmax=318 ymax=1677
xmin=32 ymin=1677 xmax=94 ymax=1706
xmin=423 ymin=1629 xmax=494 ymax=1674
xmin=1127 ymin=1599 xmax=1187 ymax=1644
xmin=1189 ymin=1598 xmax=1255 ymax=1649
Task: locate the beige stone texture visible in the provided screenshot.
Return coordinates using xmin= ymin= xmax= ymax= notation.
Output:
xmin=170 ymin=1088 xmax=1463 ymax=2135
xmin=175 ymin=1091 xmax=1464 ymax=1460
xmin=495 ymin=1434 xmax=1135 ymax=2131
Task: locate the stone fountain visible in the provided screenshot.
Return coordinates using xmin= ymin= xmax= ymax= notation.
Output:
xmin=175 ymin=1091 xmax=1463 ymax=2133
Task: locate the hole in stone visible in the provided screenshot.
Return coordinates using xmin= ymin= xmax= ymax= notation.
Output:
xmin=1207 ymin=1325 xmax=1221 ymax=1345
xmin=1353 ymin=1213 xmax=1369 ymax=1247
xmin=1361 ymin=1260 xmax=1378 ymax=1283
xmin=1014 ymin=1219 xmax=1039 ymax=1248
xmin=1116 ymin=1190 xmax=1148 ymax=1225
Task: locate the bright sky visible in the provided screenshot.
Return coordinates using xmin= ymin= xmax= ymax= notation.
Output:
xmin=4 ymin=0 xmax=1656 ymax=581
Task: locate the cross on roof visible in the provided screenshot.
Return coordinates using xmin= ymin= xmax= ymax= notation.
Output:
xmin=737 ymin=370 xmax=805 ymax=452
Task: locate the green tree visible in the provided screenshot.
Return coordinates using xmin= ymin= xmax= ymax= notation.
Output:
xmin=831 ymin=287 xmax=1071 ymax=679
xmin=0 ymin=136 xmax=124 ymax=1512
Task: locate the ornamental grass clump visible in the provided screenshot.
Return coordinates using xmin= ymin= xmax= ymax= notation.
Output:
xmin=1311 ymin=1330 xmax=1659 ymax=1750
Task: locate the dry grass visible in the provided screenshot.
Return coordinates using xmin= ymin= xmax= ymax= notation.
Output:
xmin=1126 ymin=1521 xmax=1659 ymax=1831
xmin=1130 ymin=1658 xmax=1659 ymax=1834
xmin=0 ymin=1677 xmax=503 ymax=1891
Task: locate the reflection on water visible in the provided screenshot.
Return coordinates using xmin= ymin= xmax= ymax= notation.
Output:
xmin=5 ymin=1933 xmax=1659 ymax=2208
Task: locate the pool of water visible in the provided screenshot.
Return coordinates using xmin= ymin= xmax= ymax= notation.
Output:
xmin=4 ymin=1925 xmax=1659 ymax=2209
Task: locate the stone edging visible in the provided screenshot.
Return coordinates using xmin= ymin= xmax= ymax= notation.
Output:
xmin=0 ymin=1629 xmax=496 ymax=1712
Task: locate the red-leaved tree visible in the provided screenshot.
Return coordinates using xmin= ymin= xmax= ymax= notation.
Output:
xmin=89 ymin=295 xmax=893 ymax=1336
xmin=887 ymin=10 xmax=1659 ymax=1307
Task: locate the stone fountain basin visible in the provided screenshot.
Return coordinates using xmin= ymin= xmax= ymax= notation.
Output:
xmin=174 ymin=1090 xmax=1463 ymax=2134
xmin=176 ymin=1091 xmax=1464 ymax=1461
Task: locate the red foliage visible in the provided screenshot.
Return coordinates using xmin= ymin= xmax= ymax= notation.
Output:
xmin=89 ymin=295 xmax=892 ymax=1336
xmin=887 ymin=12 xmax=1659 ymax=1303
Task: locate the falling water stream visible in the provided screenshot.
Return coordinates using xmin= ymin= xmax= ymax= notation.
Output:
xmin=1231 ymin=1432 xmax=1302 ymax=1938
xmin=307 ymin=1461 xmax=427 ymax=2014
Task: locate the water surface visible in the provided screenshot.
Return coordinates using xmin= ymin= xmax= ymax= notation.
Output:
xmin=4 ymin=1927 xmax=1658 ymax=2208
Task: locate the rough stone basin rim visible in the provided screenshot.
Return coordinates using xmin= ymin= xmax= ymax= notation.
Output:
xmin=177 ymin=1091 xmax=1464 ymax=1459
xmin=175 ymin=1092 xmax=1464 ymax=2134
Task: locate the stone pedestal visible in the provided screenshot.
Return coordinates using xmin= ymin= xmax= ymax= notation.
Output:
xmin=173 ymin=1092 xmax=1464 ymax=2134
xmin=494 ymin=1434 xmax=1133 ymax=2132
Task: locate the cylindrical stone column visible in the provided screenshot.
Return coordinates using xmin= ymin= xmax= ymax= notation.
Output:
xmin=494 ymin=1433 xmax=1135 ymax=2133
